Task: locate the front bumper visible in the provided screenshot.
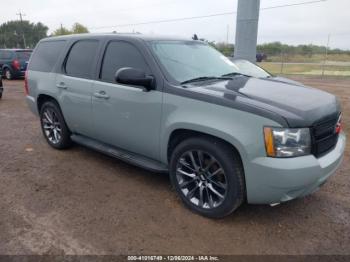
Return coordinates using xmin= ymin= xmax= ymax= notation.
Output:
xmin=246 ymin=133 xmax=346 ymax=204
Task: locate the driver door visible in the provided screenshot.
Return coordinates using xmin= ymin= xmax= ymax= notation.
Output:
xmin=92 ymin=41 xmax=162 ymax=160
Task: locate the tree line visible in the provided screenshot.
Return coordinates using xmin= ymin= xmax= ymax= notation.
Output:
xmin=211 ymin=41 xmax=350 ymax=57
xmin=0 ymin=20 xmax=89 ymax=48
xmin=0 ymin=19 xmax=349 ymax=56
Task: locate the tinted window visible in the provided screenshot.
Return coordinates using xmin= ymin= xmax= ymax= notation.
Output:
xmin=16 ymin=51 xmax=32 ymax=60
xmin=100 ymin=41 xmax=150 ymax=82
xmin=65 ymin=40 xmax=99 ymax=79
xmin=0 ymin=51 xmax=13 ymax=60
xmin=29 ymin=41 xmax=66 ymax=72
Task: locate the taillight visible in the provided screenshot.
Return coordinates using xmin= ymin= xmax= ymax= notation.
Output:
xmin=24 ymin=70 xmax=29 ymax=95
xmin=12 ymin=59 xmax=20 ymax=70
xmin=336 ymin=114 xmax=342 ymax=134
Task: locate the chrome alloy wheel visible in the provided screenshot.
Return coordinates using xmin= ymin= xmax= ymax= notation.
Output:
xmin=175 ymin=150 xmax=228 ymax=209
xmin=42 ymin=108 xmax=62 ymax=144
xmin=5 ymin=69 xmax=12 ymax=80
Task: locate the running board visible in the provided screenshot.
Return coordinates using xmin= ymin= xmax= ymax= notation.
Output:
xmin=71 ymin=134 xmax=168 ymax=173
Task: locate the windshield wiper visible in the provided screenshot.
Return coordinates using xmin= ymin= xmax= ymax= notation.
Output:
xmin=181 ymin=76 xmax=231 ymax=85
xmin=221 ymin=72 xmax=250 ymax=78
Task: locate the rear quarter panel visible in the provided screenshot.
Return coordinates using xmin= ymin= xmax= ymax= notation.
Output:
xmin=26 ymin=70 xmax=59 ymax=115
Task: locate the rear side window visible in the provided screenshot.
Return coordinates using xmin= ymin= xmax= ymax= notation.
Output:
xmin=16 ymin=51 xmax=32 ymax=60
xmin=100 ymin=41 xmax=150 ymax=82
xmin=29 ymin=41 xmax=66 ymax=72
xmin=0 ymin=51 xmax=13 ymax=60
xmin=65 ymin=40 xmax=99 ymax=79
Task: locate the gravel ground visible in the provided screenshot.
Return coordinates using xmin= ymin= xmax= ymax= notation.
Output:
xmin=0 ymin=77 xmax=349 ymax=255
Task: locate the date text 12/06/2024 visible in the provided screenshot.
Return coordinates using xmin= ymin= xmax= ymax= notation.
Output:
xmin=127 ymin=255 xmax=220 ymax=261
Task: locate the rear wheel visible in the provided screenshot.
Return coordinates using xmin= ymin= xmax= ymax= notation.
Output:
xmin=169 ymin=137 xmax=245 ymax=218
xmin=40 ymin=101 xmax=72 ymax=149
xmin=4 ymin=68 xmax=12 ymax=80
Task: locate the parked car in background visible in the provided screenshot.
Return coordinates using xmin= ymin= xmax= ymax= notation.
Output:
xmin=0 ymin=49 xmax=32 ymax=80
xmin=25 ymin=34 xmax=345 ymax=218
xmin=0 ymin=75 xmax=3 ymax=99
xmin=256 ymin=52 xmax=267 ymax=62
xmin=229 ymin=52 xmax=267 ymax=62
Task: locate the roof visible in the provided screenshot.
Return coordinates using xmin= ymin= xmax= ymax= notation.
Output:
xmin=0 ymin=49 xmax=33 ymax=51
xmin=42 ymin=33 xmax=193 ymax=42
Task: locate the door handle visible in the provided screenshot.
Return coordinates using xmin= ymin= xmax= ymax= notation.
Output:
xmin=93 ymin=91 xmax=110 ymax=99
xmin=56 ymin=82 xmax=67 ymax=89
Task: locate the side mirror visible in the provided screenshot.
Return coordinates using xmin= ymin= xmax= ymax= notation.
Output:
xmin=115 ymin=67 xmax=155 ymax=91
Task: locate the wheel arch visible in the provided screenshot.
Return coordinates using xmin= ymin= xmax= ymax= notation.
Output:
xmin=166 ymin=128 xmax=247 ymax=171
xmin=2 ymin=65 xmax=12 ymax=76
xmin=37 ymin=93 xmax=59 ymax=113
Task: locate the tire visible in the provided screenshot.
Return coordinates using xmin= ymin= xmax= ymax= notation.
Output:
xmin=4 ymin=68 xmax=13 ymax=80
xmin=169 ymin=137 xmax=245 ymax=218
xmin=40 ymin=100 xmax=72 ymax=149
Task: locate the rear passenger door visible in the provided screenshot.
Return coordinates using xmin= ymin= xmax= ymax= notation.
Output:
xmin=92 ymin=41 xmax=162 ymax=160
xmin=56 ymin=40 xmax=99 ymax=138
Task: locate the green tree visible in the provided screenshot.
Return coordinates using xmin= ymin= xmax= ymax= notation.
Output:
xmin=52 ymin=26 xmax=72 ymax=36
xmin=52 ymin=23 xmax=89 ymax=36
xmin=0 ymin=20 xmax=48 ymax=48
xmin=72 ymin=23 xmax=89 ymax=34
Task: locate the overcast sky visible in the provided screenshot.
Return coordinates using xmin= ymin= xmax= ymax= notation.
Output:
xmin=2 ymin=0 xmax=350 ymax=49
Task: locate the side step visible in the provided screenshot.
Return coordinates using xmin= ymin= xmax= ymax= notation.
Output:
xmin=71 ymin=134 xmax=168 ymax=173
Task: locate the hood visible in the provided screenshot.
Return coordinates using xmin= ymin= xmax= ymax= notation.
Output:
xmin=187 ymin=76 xmax=340 ymax=127
xmin=269 ymin=76 xmax=303 ymax=86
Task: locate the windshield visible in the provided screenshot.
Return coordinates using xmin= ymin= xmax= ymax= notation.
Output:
xmin=16 ymin=51 xmax=32 ymax=60
xmin=230 ymin=59 xmax=271 ymax=78
xmin=149 ymin=41 xmax=242 ymax=83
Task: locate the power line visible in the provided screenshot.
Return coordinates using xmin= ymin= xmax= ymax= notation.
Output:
xmin=261 ymin=0 xmax=326 ymax=10
xmin=90 ymin=0 xmax=327 ymax=30
xmin=112 ymin=0 xmax=178 ymax=13
xmin=91 ymin=11 xmax=235 ymax=29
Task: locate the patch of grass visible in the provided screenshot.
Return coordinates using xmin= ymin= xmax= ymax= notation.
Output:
xmin=260 ymin=62 xmax=350 ymax=76
xmin=266 ymin=53 xmax=350 ymax=63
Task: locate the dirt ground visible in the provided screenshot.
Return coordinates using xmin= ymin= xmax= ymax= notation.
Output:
xmin=0 ymin=77 xmax=349 ymax=255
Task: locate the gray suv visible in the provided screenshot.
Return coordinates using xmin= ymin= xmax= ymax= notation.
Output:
xmin=26 ymin=34 xmax=346 ymax=218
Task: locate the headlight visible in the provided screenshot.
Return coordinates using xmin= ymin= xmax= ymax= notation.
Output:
xmin=264 ymin=127 xmax=311 ymax=157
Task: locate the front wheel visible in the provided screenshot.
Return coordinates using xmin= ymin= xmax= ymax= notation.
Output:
xmin=40 ymin=101 xmax=72 ymax=149
xmin=169 ymin=137 xmax=245 ymax=218
xmin=4 ymin=68 xmax=12 ymax=80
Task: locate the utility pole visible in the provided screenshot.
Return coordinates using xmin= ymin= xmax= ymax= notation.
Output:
xmin=234 ymin=0 xmax=260 ymax=62
xmin=16 ymin=11 xmax=27 ymax=48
